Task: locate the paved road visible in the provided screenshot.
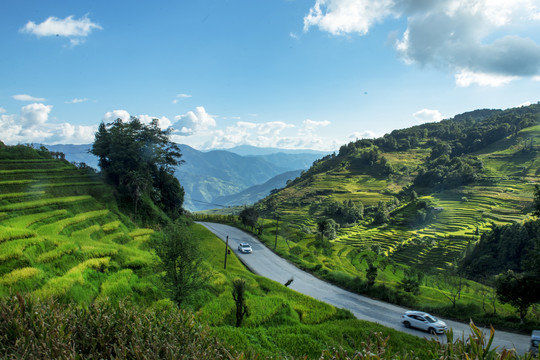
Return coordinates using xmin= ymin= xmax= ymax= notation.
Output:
xmin=198 ymin=222 xmax=531 ymax=354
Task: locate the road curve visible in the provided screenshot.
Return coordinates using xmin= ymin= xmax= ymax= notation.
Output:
xmin=198 ymin=222 xmax=530 ymax=354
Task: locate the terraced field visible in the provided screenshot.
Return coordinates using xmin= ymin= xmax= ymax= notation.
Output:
xmin=0 ymin=157 xmax=158 ymax=303
xmin=256 ymin=126 xmax=540 ymax=281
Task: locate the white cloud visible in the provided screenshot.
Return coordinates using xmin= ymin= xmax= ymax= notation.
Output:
xmin=21 ymin=15 xmax=101 ymax=45
xmin=47 ymin=123 xmax=97 ymax=144
xmin=413 ymin=109 xmax=445 ymax=123
xmin=65 ymin=98 xmax=88 ymax=104
xmin=13 ymin=94 xmax=46 ymax=102
xmin=139 ymin=114 xmax=172 ymax=130
xmin=350 ymin=130 xmax=379 ymax=139
xmin=532 ymin=75 xmax=540 ymax=81
xmin=103 ymin=109 xmax=131 ymax=123
xmin=301 ymin=119 xmax=331 ymax=134
xmin=0 ymin=107 xmax=6 ymax=113
xmin=173 ymin=106 xmax=216 ymax=135
xmin=178 ymin=117 xmax=340 ymax=152
xmin=20 ymin=103 xmax=52 ymax=127
xmin=172 ymin=93 xmax=192 ymax=104
xmin=304 ymin=0 xmax=540 ymax=85
xmin=102 ymin=110 xmax=172 ymax=130
xmin=304 ymin=0 xmax=397 ymax=35
xmin=454 ymin=69 xmax=519 ymax=87
xmin=0 ymin=103 xmax=96 ymax=145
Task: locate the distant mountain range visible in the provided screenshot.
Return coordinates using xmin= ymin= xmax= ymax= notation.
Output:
xmin=44 ymin=144 xmax=328 ymax=212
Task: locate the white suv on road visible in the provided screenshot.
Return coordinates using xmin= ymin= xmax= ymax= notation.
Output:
xmin=401 ymin=311 xmax=448 ymax=335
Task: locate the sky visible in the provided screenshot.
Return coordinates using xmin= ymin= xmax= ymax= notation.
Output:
xmin=1 ymin=0 xmax=540 ymax=151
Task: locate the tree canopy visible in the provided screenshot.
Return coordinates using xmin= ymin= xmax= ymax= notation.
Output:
xmin=91 ymin=117 xmax=184 ymax=222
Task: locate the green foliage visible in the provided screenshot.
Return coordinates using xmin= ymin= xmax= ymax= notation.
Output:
xmin=91 ymin=117 xmax=184 ymax=223
xmin=232 ymin=278 xmax=249 ymax=327
xmin=323 ymin=199 xmax=364 ymax=225
xmin=239 ymin=206 xmax=259 ymax=230
xmin=151 ymin=219 xmax=206 ymax=306
xmin=0 ymin=296 xmax=235 ymax=359
xmin=495 ymin=270 xmax=540 ymax=322
xmin=462 ymin=220 xmax=540 ymax=279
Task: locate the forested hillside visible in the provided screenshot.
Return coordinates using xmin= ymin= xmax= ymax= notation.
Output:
xmin=256 ymin=104 xmax=539 ymax=271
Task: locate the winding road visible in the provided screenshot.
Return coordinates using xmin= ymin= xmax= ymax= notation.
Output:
xmin=198 ymin=221 xmax=531 ymax=354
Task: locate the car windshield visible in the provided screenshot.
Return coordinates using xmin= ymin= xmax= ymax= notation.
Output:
xmin=241 ymin=244 xmax=250 ymax=248
xmin=425 ymin=315 xmax=437 ymax=323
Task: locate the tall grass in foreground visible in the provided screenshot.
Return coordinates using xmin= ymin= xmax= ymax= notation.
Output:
xmin=0 ymin=296 xmax=237 ymax=360
xmin=1 ymin=296 xmax=534 ymax=359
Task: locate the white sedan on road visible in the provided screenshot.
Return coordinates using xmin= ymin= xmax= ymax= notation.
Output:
xmin=402 ymin=311 xmax=448 ymax=335
xmin=238 ymin=242 xmax=252 ymax=254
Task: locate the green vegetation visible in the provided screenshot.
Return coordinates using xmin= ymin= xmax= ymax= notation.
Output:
xmin=199 ymin=103 xmax=540 ymax=332
xmin=2 ymin=101 xmax=539 ymax=359
xmin=0 ymin=142 xmax=434 ymax=358
xmin=91 ymin=117 xmax=184 ymax=224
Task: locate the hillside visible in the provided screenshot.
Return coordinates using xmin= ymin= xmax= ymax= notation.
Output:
xmin=0 ymin=143 xmax=440 ymax=359
xmin=214 ymin=169 xmax=303 ymax=207
xmin=0 ymin=145 xmax=159 ymax=304
xmin=256 ymin=104 xmax=540 ymax=275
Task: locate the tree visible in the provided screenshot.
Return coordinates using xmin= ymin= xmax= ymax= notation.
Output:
xmin=239 ymin=207 xmax=259 ymax=231
xmin=366 ymin=262 xmax=378 ymax=287
xmin=232 ymin=278 xmax=249 ymax=327
xmin=91 ymin=117 xmax=184 ymax=221
xmin=436 ymin=260 xmax=464 ymax=308
xmin=534 ymin=184 xmax=540 ymax=217
xmin=373 ymin=201 xmax=389 ymax=225
xmin=152 ymin=220 xmax=206 ymax=306
xmin=495 ymin=270 xmax=540 ymax=322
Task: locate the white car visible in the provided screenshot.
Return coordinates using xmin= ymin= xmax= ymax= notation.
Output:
xmin=238 ymin=243 xmax=252 ymax=254
xmin=401 ymin=311 xmax=448 ymax=335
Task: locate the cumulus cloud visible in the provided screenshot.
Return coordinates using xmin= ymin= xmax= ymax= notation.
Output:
xmin=0 ymin=103 xmax=95 ymax=145
xmin=139 ymin=114 xmax=172 ymax=130
xmin=13 ymin=94 xmax=46 ymax=102
xmin=304 ymin=0 xmax=396 ymax=35
xmin=20 ymin=15 xmax=102 ymax=45
xmin=102 ymin=110 xmax=172 ymax=130
xmin=173 ymin=106 xmax=216 ymax=135
xmin=103 ymin=109 xmax=131 ymax=123
xmin=413 ymin=109 xmax=445 ymax=123
xmin=186 ymin=117 xmax=340 ymax=151
xmin=350 ymin=130 xmax=379 ymax=139
xmin=454 ymin=69 xmax=518 ymax=87
xmin=304 ymin=0 xmax=540 ymax=85
xmin=20 ymin=103 xmax=53 ymax=127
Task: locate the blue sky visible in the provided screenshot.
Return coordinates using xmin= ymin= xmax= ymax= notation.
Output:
xmin=1 ymin=0 xmax=540 ymax=151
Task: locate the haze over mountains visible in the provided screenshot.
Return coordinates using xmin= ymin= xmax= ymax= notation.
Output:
xmin=44 ymin=143 xmax=328 ymax=212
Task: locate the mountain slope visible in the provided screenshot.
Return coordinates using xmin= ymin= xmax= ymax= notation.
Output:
xmin=256 ymin=104 xmax=540 ymax=273
xmin=214 ymin=169 xmax=303 ymax=207
xmin=0 ymin=145 xmax=159 ymax=303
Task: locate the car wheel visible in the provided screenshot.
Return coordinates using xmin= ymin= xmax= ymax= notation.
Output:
xmin=403 ymin=321 xmax=410 ymax=328
xmin=428 ymin=328 xmax=437 ymax=335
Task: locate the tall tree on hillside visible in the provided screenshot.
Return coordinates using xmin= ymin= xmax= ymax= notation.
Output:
xmin=152 ymin=220 xmax=206 ymax=306
xmin=239 ymin=206 xmax=259 ymax=231
xmin=91 ymin=117 xmax=184 ymax=221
